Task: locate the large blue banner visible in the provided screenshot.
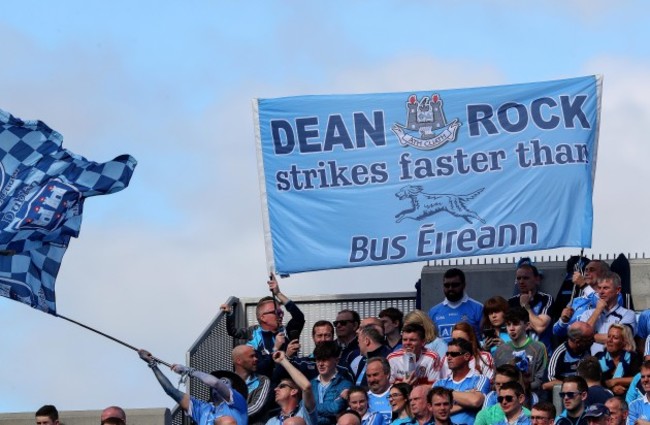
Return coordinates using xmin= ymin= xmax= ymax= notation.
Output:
xmin=0 ymin=108 xmax=136 ymax=314
xmin=254 ymin=76 xmax=602 ymax=274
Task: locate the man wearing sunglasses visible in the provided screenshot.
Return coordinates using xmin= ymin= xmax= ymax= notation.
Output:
xmin=267 ymin=350 xmax=318 ymax=425
xmin=555 ymin=376 xmax=589 ymax=425
xmin=433 ymin=338 xmax=490 ymax=425
xmin=334 ymin=309 xmax=361 ymax=368
xmin=428 ymin=268 xmax=483 ymax=343
xmin=223 ymin=274 xmax=305 ymax=377
xmin=494 ymin=382 xmax=529 ymax=425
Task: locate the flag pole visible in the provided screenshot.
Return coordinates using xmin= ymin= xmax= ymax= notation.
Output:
xmin=567 ymin=248 xmax=585 ymax=306
xmin=56 ymin=313 xmax=172 ymax=368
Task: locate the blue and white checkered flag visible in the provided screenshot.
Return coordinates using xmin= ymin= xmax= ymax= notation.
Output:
xmin=0 ymin=108 xmax=137 ymax=314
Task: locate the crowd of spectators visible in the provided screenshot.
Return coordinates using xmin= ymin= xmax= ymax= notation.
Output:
xmin=134 ymin=259 xmax=650 ymax=425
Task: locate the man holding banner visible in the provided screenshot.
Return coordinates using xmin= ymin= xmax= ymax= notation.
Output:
xmin=222 ymin=275 xmax=305 ymax=377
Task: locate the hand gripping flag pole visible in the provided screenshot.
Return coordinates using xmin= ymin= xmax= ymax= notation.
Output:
xmin=56 ymin=313 xmax=172 ymax=367
xmin=568 ymin=247 xmax=586 ymax=307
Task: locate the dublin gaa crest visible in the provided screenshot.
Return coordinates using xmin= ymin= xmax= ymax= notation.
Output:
xmin=391 ymin=93 xmax=461 ymax=151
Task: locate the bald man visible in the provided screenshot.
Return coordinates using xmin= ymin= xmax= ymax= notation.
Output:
xmin=101 ymin=406 xmax=126 ymax=425
xmin=410 ymin=385 xmax=434 ymax=425
xmin=544 ymin=321 xmax=595 ymax=390
xmin=232 ymin=345 xmax=271 ymax=424
xmin=284 ymin=418 xmax=307 ymax=425
xmin=215 ymin=417 xmax=237 ymax=425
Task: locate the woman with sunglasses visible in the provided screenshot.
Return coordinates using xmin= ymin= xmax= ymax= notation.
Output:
xmin=480 ymin=296 xmax=511 ymax=354
xmin=387 ymin=383 xmax=414 ymax=425
xmin=403 ymin=309 xmax=447 ymax=360
xmin=596 ymin=323 xmax=640 ymax=396
xmin=439 ymin=322 xmax=494 ymax=379
xmin=347 ymin=386 xmax=388 ymax=425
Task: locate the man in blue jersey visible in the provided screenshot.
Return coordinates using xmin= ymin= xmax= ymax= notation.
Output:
xmin=138 ymin=349 xmax=248 ymax=425
xmin=636 ymin=310 xmax=650 ymax=357
xmin=627 ymin=360 xmax=650 ymax=425
xmin=428 ymin=268 xmax=483 ymax=343
xmin=365 ymin=357 xmax=392 ymax=424
xmin=434 ymin=338 xmax=490 ymax=425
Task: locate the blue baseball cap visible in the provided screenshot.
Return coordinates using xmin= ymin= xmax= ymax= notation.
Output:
xmin=583 ymin=403 xmax=610 ymax=419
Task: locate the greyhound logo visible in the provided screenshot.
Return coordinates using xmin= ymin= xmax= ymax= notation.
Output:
xmin=391 ymin=94 xmax=461 ymax=151
xmin=395 ymin=185 xmax=486 ymax=224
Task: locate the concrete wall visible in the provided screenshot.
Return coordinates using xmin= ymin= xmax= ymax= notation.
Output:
xmin=0 ymin=408 xmax=171 ymax=425
xmin=420 ymin=255 xmax=650 ymax=312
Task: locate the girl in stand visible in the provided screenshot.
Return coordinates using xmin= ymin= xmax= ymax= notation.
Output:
xmin=481 ymin=296 xmax=511 ymax=354
xmin=387 ymin=383 xmax=414 ymax=425
xmin=347 ymin=386 xmax=388 ymax=425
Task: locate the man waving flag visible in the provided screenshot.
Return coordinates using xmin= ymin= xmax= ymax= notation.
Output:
xmin=0 ymin=108 xmax=136 ymax=314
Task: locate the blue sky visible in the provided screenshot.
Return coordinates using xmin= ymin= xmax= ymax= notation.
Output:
xmin=1 ymin=0 xmax=649 ymax=414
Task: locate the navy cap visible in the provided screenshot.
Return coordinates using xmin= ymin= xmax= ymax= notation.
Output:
xmin=583 ymin=403 xmax=610 ymax=418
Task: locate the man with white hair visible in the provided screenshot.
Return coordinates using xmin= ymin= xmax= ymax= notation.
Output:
xmin=578 ymin=272 xmax=636 ymax=354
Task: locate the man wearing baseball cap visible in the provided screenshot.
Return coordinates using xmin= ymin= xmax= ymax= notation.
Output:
xmin=138 ymin=349 xmax=248 ymax=425
xmin=582 ymin=404 xmax=609 ymax=425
